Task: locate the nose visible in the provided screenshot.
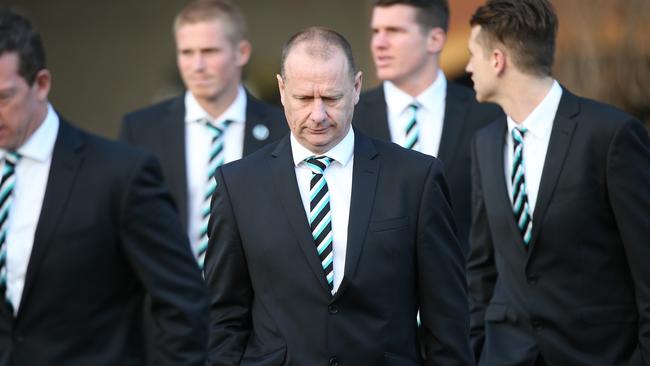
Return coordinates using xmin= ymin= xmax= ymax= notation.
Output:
xmin=465 ymin=60 xmax=472 ymax=74
xmin=310 ymin=98 xmax=327 ymax=123
xmin=193 ymin=53 xmax=206 ymax=71
xmin=371 ymin=30 xmax=387 ymax=50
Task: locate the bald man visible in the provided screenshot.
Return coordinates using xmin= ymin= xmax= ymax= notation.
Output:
xmin=204 ymin=27 xmax=472 ymax=366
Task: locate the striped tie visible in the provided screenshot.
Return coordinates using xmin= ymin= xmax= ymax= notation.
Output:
xmin=197 ymin=119 xmax=232 ymax=269
xmin=0 ymin=151 xmax=21 ymax=307
xmin=304 ymin=156 xmax=335 ymax=292
xmin=404 ymin=103 xmax=420 ymax=151
xmin=511 ymin=127 xmax=533 ymax=246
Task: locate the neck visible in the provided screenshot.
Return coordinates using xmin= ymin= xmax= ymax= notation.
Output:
xmin=20 ymin=102 xmax=48 ymax=148
xmin=194 ymin=84 xmax=240 ymax=119
xmin=389 ymin=60 xmax=440 ymax=97
xmin=499 ymin=74 xmax=554 ymax=124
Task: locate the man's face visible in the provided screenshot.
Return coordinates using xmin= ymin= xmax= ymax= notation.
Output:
xmin=175 ymin=19 xmax=250 ymax=103
xmin=371 ymin=5 xmax=434 ymax=86
xmin=465 ymin=26 xmax=497 ymax=103
xmin=0 ymin=52 xmax=49 ymax=150
xmin=277 ymin=45 xmax=362 ymax=154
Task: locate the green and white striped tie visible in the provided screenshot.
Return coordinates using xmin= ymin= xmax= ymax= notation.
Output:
xmin=0 ymin=151 xmax=21 ymax=308
xmin=404 ymin=103 xmax=420 ymax=151
xmin=511 ymin=127 xmax=533 ymax=246
xmin=305 ymin=156 xmax=335 ymax=292
xmin=197 ymin=119 xmax=232 ymax=269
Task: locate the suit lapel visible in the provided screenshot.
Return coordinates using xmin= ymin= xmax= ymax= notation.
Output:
xmin=355 ymin=87 xmax=391 ymax=141
xmin=268 ymin=137 xmax=331 ymax=293
xmin=528 ymin=89 xmax=579 ymax=251
xmin=479 ymin=119 xmax=528 ymax=255
xmin=242 ymin=92 xmax=271 ymax=156
xmin=18 ymin=120 xmax=84 ymax=317
xmin=437 ymin=83 xmax=469 ymax=163
xmin=334 ymin=132 xmax=379 ymax=301
xmin=161 ymin=98 xmax=188 ymax=230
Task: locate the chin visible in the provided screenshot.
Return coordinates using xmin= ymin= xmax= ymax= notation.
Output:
xmin=375 ymin=69 xmax=396 ymax=82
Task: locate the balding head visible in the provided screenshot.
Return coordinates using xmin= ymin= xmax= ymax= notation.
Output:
xmin=279 ymin=27 xmax=356 ymax=81
xmin=276 ymin=27 xmax=362 ymax=155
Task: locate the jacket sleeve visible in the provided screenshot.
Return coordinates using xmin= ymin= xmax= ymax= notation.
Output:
xmin=418 ymin=158 xmax=475 ymax=366
xmin=204 ymin=167 xmax=253 ymax=365
xmin=605 ymin=119 xmax=650 ymax=364
xmin=120 ymin=153 xmax=209 ymax=366
xmin=466 ymin=136 xmax=498 ymax=362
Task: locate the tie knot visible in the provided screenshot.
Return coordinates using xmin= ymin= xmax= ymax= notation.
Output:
xmin=511 ymin=126 xmax=528 ymax=142
xmin=203 ymin=119 xmax=233 ymax=136
xmin=3 ymin=151 xmax=21 ymax=166
xmin=305 ymin=155 xmax=333 ymax=174
xmin=408 ymin=102 xmax=419 ymax=112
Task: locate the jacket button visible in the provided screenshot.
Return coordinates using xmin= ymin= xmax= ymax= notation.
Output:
xmin=527 ymin=276 xmax=538 ymax=286
xmin=532 ymin=320 xmax=544 ymax=332
xmin=328 ymin=305 xmax=339 ymax=314
xmin=329 ymin=356 xmax=339 ymax=366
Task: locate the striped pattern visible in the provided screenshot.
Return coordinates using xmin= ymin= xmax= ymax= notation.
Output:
xmin=404 ymin=103 xmax=420 ymax=151
xmin=0 ymin=151 xmax=21 ymax=307
xmin=511 ymin=127 xmax=533 ymax=246
xmin=305 ymin=156 xmax=335 ymax=292
xmin=197 ymin=119 xmax=232 ymax=269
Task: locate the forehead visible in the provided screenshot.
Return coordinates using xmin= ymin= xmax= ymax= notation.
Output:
xmin=0 ymin=52 xmax=21 ymax=84
xmin=371 ymin=4 xmax=419 ymax=27
xmin=284 ymin=46 xmax=350 ymax=89
xmin=175 ymin=19 xmax=232 ymax=45
xmin=468 ymin=26 xmax=487 ymax=50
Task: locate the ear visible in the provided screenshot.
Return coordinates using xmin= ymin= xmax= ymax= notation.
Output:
xmin=353 ymin=71 xmax=363 ymax=105
xmin=492 ymin=48 xmax=507 ymax=76
xmin=235 ymin=40 xmax=252 ymax=67
xmin=33 ymin=69 xmax=51 ymax=101
xmin=276 ymin=74 xmax=286 ymax=106
xmin=426 ymin=27 xmax=446 ymax=54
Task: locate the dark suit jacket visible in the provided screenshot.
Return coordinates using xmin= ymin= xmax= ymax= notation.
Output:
xmin=468 ymin=88 xmax=650 ymax=366
xmin=205 ymin=130 xmax=473 ymax=366
xmin=119 ymin=91 xmax=287 ymax=231
xmin=0 ymin=120 xmax=209 ymax=365
xmin=352 ymin=82 xmax=502 ymax=254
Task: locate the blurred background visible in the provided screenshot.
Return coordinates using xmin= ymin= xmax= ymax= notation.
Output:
xmin=12 ymin=0 xmax=650 ymax=137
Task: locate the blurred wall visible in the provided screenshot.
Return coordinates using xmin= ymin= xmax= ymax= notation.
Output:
xmin=554 ymin=0 xmax=650 ymax=126
xmin=10 ymin=0 xmax=649 ymax=138
xmin=14 ymin=0 xmax=374 ymax=138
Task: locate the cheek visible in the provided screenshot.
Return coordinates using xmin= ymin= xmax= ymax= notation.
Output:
xmin=177 ymin=58 xmax=193 ymax=75
xmin=208 ymin=54 xmax=235 ymax=72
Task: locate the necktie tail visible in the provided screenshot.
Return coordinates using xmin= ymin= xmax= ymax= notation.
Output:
xmin=305 ymin=156 xmax=335 ymax=292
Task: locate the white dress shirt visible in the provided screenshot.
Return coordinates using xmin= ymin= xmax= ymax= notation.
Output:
xmin=291 ymin=128 xmax=354 ymax=294
xmin=185 ymin=86 xmax=247 ymax=256
xmin=5 ymin=104 xmax=59 ymax=313
xmin=383 ymin=70 xmax=447 ymax=157
xmin=504 ymin=80 xmax=562 ymax=215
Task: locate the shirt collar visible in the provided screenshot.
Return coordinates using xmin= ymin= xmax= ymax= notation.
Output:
xmin=184 ymin=84 xmax=247 ymax=126
xmin=383 ymin=69 xmax=447 ymax=117
xmin=1 ymin=103 xmax=59 ymax=163
xmin=507 ymin=80 xmax=562 ymax=140
xmin=290 ymin=127 xmax=355 ymax=168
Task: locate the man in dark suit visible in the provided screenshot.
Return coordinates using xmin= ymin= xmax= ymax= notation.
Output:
xmin=0 ymin=8 xmax=208 ymax=365
xmin=352 ymin=0 xmax=501 ymax=253
xmin=120 ymin=0 xmax=286 ymax=267
xmin=205 ymin=27 xmax=473 ymax=366
xmin=465 ymin=0 xmax=650 ymax=365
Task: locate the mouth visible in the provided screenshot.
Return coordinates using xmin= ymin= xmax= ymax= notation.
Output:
xmin=306 ymin=126 xmax=331 ymax=135
xmin=373 ymin=56 xmax=392 ymax=67
xmin=190 ymin=78 xmax=212 ymax=85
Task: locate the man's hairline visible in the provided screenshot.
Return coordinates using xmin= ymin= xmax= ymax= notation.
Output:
xmin=173 ymin=16 xmax=246 ymax=46
xmin=280 ymin=41 xmax=355 ymax=81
